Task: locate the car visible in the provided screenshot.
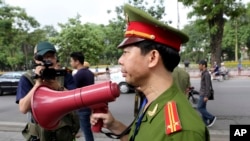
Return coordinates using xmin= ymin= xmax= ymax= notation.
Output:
xmin=110 ymin=71 xmax=134 ymax=94
xmin=0 ymin=71 xmax=25 ymax=96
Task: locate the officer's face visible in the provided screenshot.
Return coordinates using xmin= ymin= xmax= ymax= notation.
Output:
xmin=118 ymin=46 xmax=150 ymax=87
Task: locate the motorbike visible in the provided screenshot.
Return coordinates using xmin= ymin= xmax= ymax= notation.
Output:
xmin=188 ymin=87 xmax=200 ymax=108
xmin=220 ymin=70 xmax=229 ymax=80
xmin=209 ymin=70 xmax=224 ymax=82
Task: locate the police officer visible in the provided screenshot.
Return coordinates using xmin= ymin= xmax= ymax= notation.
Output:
xmin=91 ymin=4 xmax=209 ymax=141
xmin=172 ymin=66 xmax=191 ymax=95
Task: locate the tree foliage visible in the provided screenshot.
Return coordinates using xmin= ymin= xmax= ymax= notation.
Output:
xmin=222 ymin=2 xmax=250 ymax=61
xmin=101 ymin=0 xmax=166 ymax=65
xmin=181 ymin=20 xmax=210 ymax=63
xmin=179 ymin=0 xmax=246 ymax=65
xmin=51 ymin=15 xmax=105 ymax=67
xmin=0 ymin=0 xmax=42 ymax=70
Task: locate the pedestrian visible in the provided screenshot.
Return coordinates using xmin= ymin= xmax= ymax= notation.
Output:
xmin=237 ymin=62 xmax=242 ymax=75
xmin=95 ymin=66 xmax=99 ymax=80
xmin=70 ymin=52 xmax=95 ymax=141
xmin=198 ymin=60 xmax=216 ymax=127
xmin=106 ymin=66 xmax=110 ymax=79
xmin=16 ymin=41 xmax=79 ymax=141
xmin=172 ymin=66 xmax=191 ymax=95
xmin=90 ymin=4 xmax=209 ymax=141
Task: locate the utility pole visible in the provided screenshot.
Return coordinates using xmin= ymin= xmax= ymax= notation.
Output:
xmin=177 ymin=1 xmax=180 ymax=29
xmin=235 ymin=19 xmax=238 ymax=62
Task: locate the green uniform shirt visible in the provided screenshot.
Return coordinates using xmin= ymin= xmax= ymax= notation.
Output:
xmin=129 ymin=84 xmax=209 ymax=141
xmin=172 ymin=67 xmax=191 ymax=93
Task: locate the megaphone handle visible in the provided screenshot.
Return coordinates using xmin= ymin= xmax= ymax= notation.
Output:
xmin=92 ymin=107 xmax=108 ymax=132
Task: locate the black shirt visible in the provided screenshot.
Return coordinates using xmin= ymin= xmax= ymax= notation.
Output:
xmin=73 ymin=68 xmax=94 ymax=88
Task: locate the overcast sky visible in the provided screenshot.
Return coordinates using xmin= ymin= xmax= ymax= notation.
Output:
xmin=4 ymin=0 xmax=249 ymax=30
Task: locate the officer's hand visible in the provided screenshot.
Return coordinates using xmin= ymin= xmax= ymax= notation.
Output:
xmin=90 ymin=111 xmax=115 ymax=129
xmin=204 ymin=97 xmax=208 ymax=102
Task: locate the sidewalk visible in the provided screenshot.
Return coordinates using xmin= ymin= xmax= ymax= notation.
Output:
xmin=188 ymin=69 xmax=250 ymax=78
xmin=0 ymin=130 xmax=228 ymax=141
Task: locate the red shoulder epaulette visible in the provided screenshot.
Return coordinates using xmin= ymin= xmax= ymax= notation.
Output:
xmin=164 ymin=101 xmax=182 ymax=135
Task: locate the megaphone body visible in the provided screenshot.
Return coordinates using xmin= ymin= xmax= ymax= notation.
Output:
xmin=31 ymin=81 xmax=120 ymax=130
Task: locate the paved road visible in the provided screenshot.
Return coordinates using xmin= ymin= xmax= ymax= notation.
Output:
xmin=0 ymin=131 xmax=229 ymax=141
xmin=0 ymin=77 xmax=249 ymax=140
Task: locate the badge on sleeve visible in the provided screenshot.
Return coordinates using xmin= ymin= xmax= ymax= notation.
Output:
xmin=164 ymin=101 xmax=182 ymax=135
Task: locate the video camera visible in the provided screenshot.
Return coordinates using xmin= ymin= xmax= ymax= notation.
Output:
xmin=34 ymin=54 xmax=67 ymax=80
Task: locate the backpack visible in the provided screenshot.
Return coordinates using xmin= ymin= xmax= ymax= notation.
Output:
xmin=21 ymin=70 xmax=80 ymax=141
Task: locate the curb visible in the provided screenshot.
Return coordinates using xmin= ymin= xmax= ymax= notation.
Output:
xmin=209 ymin=129 xmax=229 ymax=136
xmin=0 ymin=121 xmax=229 ymax=136
xmin=0 ymin=121 xmax=25 ymax=132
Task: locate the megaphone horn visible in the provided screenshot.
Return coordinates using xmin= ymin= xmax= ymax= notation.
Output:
xmin=31 ymin=81 xmax=120 ymax=130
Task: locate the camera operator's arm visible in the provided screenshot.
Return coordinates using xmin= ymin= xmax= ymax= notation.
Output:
xmin=64 ymin=73 xmax=76 ymax=90
xmin=19 ymin=66 xmax=44 ymax=114
xmin=91 ymin=111 xmax=128 ymax=141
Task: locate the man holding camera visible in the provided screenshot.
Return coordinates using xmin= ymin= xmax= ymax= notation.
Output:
xmin=16 ymin=41 xmax=79 ymax=141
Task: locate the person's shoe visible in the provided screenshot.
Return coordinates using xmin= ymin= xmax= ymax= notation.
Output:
xmin=207 ymin=116 xmax=216 ymax=127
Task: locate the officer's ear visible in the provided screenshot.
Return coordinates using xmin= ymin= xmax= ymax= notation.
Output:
xmin=148 ymin=49 xmax=160 ymax=68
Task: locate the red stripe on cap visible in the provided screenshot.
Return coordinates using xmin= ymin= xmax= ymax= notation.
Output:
xmin=125 ymin=21 xmax=181 ymax=51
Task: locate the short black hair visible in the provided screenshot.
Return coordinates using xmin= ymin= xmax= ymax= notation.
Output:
xmin=134 ymin=40 xmax=180 ymax=72
xmin=70 ymin=52 xmax=84 ymax=64
xmin=199 ymin=60 xmax=207 ymax=67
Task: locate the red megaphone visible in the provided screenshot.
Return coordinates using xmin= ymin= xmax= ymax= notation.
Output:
xmin=31 ymin=81 xmax=120 ymax=130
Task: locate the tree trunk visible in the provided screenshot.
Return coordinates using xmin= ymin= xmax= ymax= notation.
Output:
xmin=208 ymin=10 xmax=224 ymax=67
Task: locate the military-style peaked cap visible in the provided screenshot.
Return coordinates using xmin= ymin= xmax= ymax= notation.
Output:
xmin=118 ymin=4 xmax=189 ymax=51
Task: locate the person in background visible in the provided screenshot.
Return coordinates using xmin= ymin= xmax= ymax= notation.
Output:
xmin=220 ymin=62 xmax=227 ymax=73
xmin=198 ymin=60 xmax=216 ymax=127
xmin=211 ymin=61 xmax=219 ymax=79
xmin=105 ymin=66 xmax=111 ymax=79
xmin=70 ymin=52 xmax=94 ymax=141
xmin=237 ymin=62 xmax=242 ymax=76
xmin=172 ymin=66 xmax=191 ymax=95
xmin=90 ymin=4 xmax=208 ymax=141
xmin=95 ymin=66 xmax=99 ymax=80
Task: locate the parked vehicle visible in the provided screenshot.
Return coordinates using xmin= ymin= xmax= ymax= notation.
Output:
xmin=188 ymin=87 xmax=200 ymax=108
xmin=110 ymin=71 xmax=134 ymax=94
xmin=0 ymin=71 xmax=25 ymax=96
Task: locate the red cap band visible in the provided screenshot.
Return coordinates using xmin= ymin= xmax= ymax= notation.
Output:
xmin=125 ymin=21 xmax=182 ymax=51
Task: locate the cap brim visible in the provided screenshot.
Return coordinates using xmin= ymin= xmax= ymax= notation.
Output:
xmin=37 ymin=49 xmax=56 ymax=56
xmin=117 ymin=37 xmax=145 ymax=48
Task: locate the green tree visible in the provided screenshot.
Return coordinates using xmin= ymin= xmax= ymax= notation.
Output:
xmin=0 ymin=0 xmax=40 ymax=70
xmin=181 ymin=20 xmax=210 ymax=63
xmin=222 ymin=2 xmax=250 ymax=61
xmin=103 ymin=0 xmax=166 ymax=65
xmin=51 ymin=15 xmax=105 ymax=67
xmin=179 ymin=0 xmax=246 ymax=65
